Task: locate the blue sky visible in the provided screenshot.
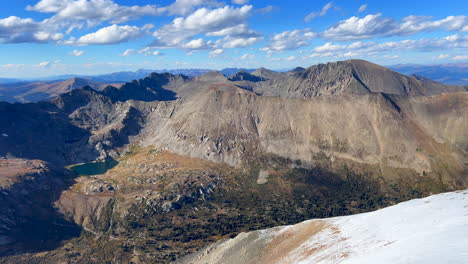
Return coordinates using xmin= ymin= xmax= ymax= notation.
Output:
xmin=0 ymin=0 xmax=467 ymax=78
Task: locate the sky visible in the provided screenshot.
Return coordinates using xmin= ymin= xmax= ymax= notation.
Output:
xmin=0 ymin=0 xmax=467 ymax=78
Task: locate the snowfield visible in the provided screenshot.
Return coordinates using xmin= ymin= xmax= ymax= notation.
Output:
xmin=176 ymin=190 xmax=468 ymax=264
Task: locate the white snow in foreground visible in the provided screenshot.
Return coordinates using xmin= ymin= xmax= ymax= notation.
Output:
xmin=291 ymin=190 xmax=468 ymax=264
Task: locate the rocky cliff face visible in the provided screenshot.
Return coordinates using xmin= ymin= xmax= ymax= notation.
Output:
xmin=142 ymin=84 xmax=467 ymax=186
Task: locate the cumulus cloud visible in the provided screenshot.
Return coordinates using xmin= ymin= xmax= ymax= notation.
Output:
xmin=69 ymin=49 xmax=85 ymax=56
xmin=120 ymin=49 xmax=134 ymax=56
xmin=304 ymin=2 xmax=333 ymax=22
xmin=240 ymin=53 xmax=255 ymax=60
xmin=269 ymin=55 xmax=298 ymax=62
xmin=261 ymin=28 xmax=316 ymax=54
xmin=182 ymin=38 xmax=208 ymax=49
xmin=256 ymin=5 xmax=273 ymax=14
xmin=1 ymin=0 xmax=166 ymax=44
xmin=160 ymin=0 xmax=222 ymax=16
xmin=217 ymin=35 xmax=262 ymax=48
xmin=0 ymin=16 xmax=62 ymax=43
xmin=206 ymin=24 xmax=258 ymax=37
xmin=39 ymin=61 xmax=51 ymax=67
xmin=437 ymin=54 xmax=449 ymax=59
xmin=209 ymin=48 xmax=224 ymax=57
xmin=322 ymin=14 xmax=468 ymax=41
xmin=358 ymin=4 xmax=368 ymax=13
xmin=66 ymin=24 xmax=147 ymax=45
xmin=27 ymin=0 xmax=161 ymax=27
xmin=0 ymin=0 xmax=223 ymax=45
xmin=309 ymin=34 xmax=468 ymax=58
xmin=151 ymin=5 xmax=254 ymax=48
xmin=232 ymin=0 xmax=249 ymax=4
xmin=138 ymin=47 xmax=154 ymax=55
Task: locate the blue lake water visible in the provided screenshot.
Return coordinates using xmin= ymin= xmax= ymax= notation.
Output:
xmin=69 ymin=160 xmax=118 ymax=175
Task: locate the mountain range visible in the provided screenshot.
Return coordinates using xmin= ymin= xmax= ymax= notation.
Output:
xmin=390 ymin=63 xmax=468 ymax=85
xmin=0 ymin=78 xmax=123 ymax=103
xmin=1 ymin=62 xmax=466 ymax=89
xmin=0 ymin=59 xmax=466 ymax=263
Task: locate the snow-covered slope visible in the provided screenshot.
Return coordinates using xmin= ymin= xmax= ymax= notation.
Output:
xmin=176 ymin=190 xmax=468 ymax=264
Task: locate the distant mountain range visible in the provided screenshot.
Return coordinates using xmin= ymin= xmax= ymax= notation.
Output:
xmin=5 ymin=68 xmax=257 ymax=84
xmin=0 ymin=78 xmax=122 ymax=103
xmin=2 ymin=63 xmax=466 ymax=86
xmin=390 ymin=63 xmax=468 ymax=85
xmin=0 ymin=78 xmax=23 ymax=84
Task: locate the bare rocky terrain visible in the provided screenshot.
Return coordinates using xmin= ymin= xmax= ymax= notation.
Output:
xmin=0 ymin=59 xmax=466 ymax=263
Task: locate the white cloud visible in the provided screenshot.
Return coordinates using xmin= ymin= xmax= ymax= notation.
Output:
xmin=261 ymin=28 xmax=316 ymax=53
xmin=358 ymin=4 xmax=368 ymax=13
xmin=344 ymin=51 xmax=359 ymax=57
xmin=437 ymin=54 xmax=449 ymax=59
xmin=382 ymin=55 xmax=399 ymax=59
xmin=0 ymin=16 xmax=62 ymax=43
xmin=69 ymin=50 xmax=85 ymax=56
xmin=138 ymin=47 xmax=155 ymax=55
xmin=209 ymin=49 xmax=224 ymax=57
xmin=240 ymin=53 xmax=255 ymax=60
xmin=39 ymin=61 xmax=51 ymax=67
xmin=257 ymin=5 xmax=273 ymax=14
xmin=69 ymin=24 xmax=146 ymax=45
xmin=232 ymin=0 xmax=249 ymax=4
xmin=182 ymin=38 xmax=207 ymax=49
xmin=0 ymin=0 xmax=220 ymax=45
xmin=322 ymin=14 xmax=396 ymax=41
xmin=452 ymin=55 xmax=468 ymax=60
xmin=322 ymin=14 xmax=468 ymax=41
xmin=27 ymin=0 xmax=161 ymax=27
xmin=151 ymin=5 xmax=253 ymax=48
xmin=136 ymin=47 xmax=163 ymax=56
xmin=33 ymin=31 xmax=63 ymax=42
xmin=218 ymin=36 xmax=262 ymax=48
xmin=160 ymin=0 xmax=221 ymax=16
xmin=309 ymin=34 xmax=468 ymax=58
xmin=304 ymin=2 xmax=333 ymax=22
xmin=120 ymin=49 xmax=134 ymax=56
xmin=269 ymin=55 xmax=299 ymax=62
xmin=206 ymin=24 xmax=258 ymax=37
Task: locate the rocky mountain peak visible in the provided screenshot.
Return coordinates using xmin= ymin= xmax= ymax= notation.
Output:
xmin=252 ymin=67 xmax=284 ymax=80
xmin=196 ymin=71 xmax=227 ymax=82
xmin=228 ymin=71 xmax=265 ymax=82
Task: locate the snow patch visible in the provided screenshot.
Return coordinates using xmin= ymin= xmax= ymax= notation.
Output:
xmin=288 ymin=191 xmax=468 ymax=264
